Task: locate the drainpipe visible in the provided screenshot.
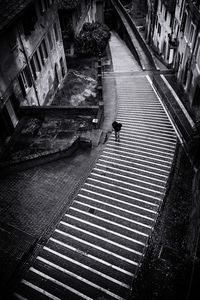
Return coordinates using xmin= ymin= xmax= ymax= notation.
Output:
xmin=17 ymin=26 xmax=40 ymax=106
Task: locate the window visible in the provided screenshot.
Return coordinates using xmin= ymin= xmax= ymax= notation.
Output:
xmin=164 ymin=9 xmax=167 ymax=21
xmin=155 ymin=16 xmax=158 ymax=27
xmin=170 ymin=14 xmax=173 ymax=28
xmin=189 ymin=24 xmax=194 ymax=44
xmin=184 ymin=14 xmax=190 ymax=37
xmin=196 ymin=45 xmax=200 ymax=69
xmin=60 ymin=57 xmax=65 ymax=77
xmin=30 ymin=52 xmax=41 ymax=80
xmin=180 ymin=53 xmax=183 ymax=64
xmin=53 ymin=22 xmax=59 ymax=41
xmin=180 ymin=12 xmax=186 ymax=32
xmin=18 ymin=66 xmax=32 ymax=96
xmin=158 ymin=23 xmax=161 ymax=36
xmin=176 ymin=25 xmax=180 ymax=36
xmin=163 ymin=40 xmax=166 ymax=58
xmin=167 ymin=46 xmax=170 ymax=60
xmin=180 ymin=0 xmax=184 ymax=18
xmin=183 ymin=60 xmax=189 ymax=86
xmin=189 ymin=23 xmax=197 ymax=50
xmin=47 ymin=30 xmax=53 ymax=50
xmin=194 ymin=36 xmax=200 ymax=60
xmin=39 ymin=44 xmax=45 ymax=66
xmin=193 ymin=84 xmax=200 ymax=106
xmin=39 ymin=39 xmax=48 ymax=65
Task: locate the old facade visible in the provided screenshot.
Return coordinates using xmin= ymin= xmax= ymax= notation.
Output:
xmin=147 ymin=0 xmax=200 ymax=120
xmin=176 ymin=0 xmax=200 ymax=114
xmin=151 ymin=0 xmax=177 ymax=65
xmin=0 ymin=0 xmax=67 ymax=143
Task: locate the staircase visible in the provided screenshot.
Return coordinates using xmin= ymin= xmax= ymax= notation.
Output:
xmin=13 ymin=35 xmax=177 ymax=300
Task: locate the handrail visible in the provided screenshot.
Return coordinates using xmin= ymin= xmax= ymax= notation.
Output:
xmin=152 ymin=75 xmax=194 ymax=145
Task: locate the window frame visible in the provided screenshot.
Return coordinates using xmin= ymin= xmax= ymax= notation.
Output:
xmin=53 ymin=22 xmax=59 ymax=41
xmin=164 ymin=9 xmax=167 ymax=21
xmin=189 ymin=23 xmax=194 ymax=44
xmin=19 ymin=65 xmax=32 ymax=96
xmin=39 ymin=39 xmax=48 ymax=66
xmin=60 ymin=57 xmax=65 ymax=78
xmin=158 ymin=23 xmax=161 ymax=36
xmin=30 ymin=51 xmax=41 ymax=80
xmin=47 ymin=30 xmax=53 ymax=50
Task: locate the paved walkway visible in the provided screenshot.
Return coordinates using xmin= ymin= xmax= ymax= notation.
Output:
xmin=109 ymin=32 xmax=140 ymax=72
xmin=12 ymin=34 xmax=177 ymax=300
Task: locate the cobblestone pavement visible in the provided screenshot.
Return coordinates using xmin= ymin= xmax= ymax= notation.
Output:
xmin=0 ymin=145 xmax=103 ymax=296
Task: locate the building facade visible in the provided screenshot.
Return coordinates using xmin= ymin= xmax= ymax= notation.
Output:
xmin=176 ymin=0 xmax=200 ymax=115
xmin=151 ymin=0 xmax=177 ymax=65
xmin=0 ymin=0 xmax=67 ymax=143
xmin=147 ymin=0 xmax=200 ymax=120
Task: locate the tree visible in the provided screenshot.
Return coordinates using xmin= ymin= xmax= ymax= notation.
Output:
xmin=75 ymin=22 xmax=111 ymax=57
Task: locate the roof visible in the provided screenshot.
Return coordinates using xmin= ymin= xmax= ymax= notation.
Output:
xmin=0 ymin=0 xmax=33 ymax=33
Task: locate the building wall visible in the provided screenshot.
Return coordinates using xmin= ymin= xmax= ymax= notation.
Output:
xmin=19 ymin=0 xmax=67 ymax=106
xmin=151 ymin=0 xmax=176 ymax=66
xmin=152 ymin=0 xmax=175 ymax=64
xmin=0 ymin=0 xmax=67 ymax=139
xmin=175 ymin=0 xmax=200 ymax=116
xmin=148 ymin=0 xmax=200 ymax=119
xmin=0 ymin=0 xmax=67 ymax=143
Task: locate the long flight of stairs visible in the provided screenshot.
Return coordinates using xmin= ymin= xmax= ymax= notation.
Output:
xmin=13 ymin=34 xmax=177 ymax=300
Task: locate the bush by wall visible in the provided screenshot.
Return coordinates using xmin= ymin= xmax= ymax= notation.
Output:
xmin=75 ymin=22 xmax=111 ymax=57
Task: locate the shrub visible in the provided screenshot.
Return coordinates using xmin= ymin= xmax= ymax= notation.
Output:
xmin=75 ymin=22 xmax=111 ymax=57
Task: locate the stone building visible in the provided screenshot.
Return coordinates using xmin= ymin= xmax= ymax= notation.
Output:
xmin=0 ymin=0 xmax=67 ymax=144
xmin=176 ymin=0 xmax=200 ymax=116
xmin=147 ymin=0 xmax=200 ymax=120
xmin=151 ymin=0 xmax=177 ymax=65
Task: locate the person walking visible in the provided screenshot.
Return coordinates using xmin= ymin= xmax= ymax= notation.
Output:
xmin=112 ymin=121 xmax=122 ymax=141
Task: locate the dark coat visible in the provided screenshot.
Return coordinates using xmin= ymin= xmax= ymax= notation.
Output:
xmin=112 ymin=121 xmax=122 ymax=132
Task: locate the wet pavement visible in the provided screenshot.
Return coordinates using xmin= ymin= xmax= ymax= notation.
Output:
xmin=0 ymin=50 xmax=115 ymax=300
xmin=0 ymin=31 xmax=197 ymax=300
xmin=0 ymin=145 xmax=104 ymax=297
